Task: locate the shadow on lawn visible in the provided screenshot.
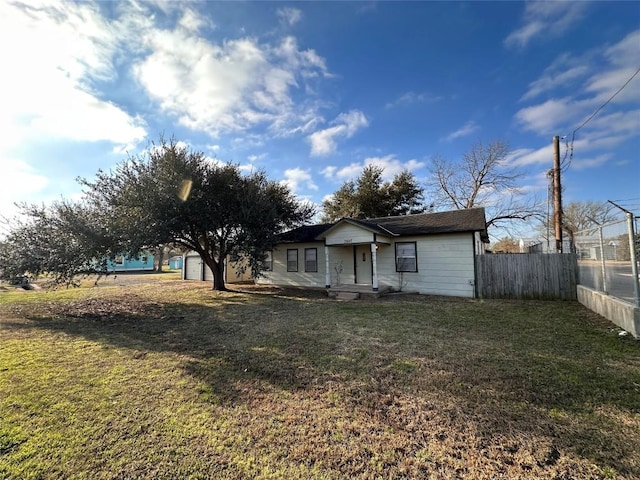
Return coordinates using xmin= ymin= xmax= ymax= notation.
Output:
xmin=5 ymin=287 xmax=640 ymax=475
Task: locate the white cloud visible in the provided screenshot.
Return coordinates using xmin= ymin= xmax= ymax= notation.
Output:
xmin=133 ymin=27 xmax=329 ymax=138
xmin=521 ymin=53 xmax=590 ymax=101
xmin=207 ymin=144 xmax=221 ymax=152
xmin=516 ymin=29 xmax=640 ymax=141
xmin=0 ymin=158 xmax=49 ymax=224
xmin=0 ymin=1 xmax=147 ymax=151
xmin=308 ymin=110 xmax=368 ymax=156
xmin=572 ymin=153 xmax=613 ymax=170
xmin=178 ymin=8 xmax=214 ymax=33
xmin=505 ymin=1 xmax=588 ymax=49
xmin=385 ymin=91 xmax=442 ymax=109
xmin=322 ymin=155 xmax=425 ymax=181
xmin=443 ymin=121 xmax=479 ymax=141
xmin=277 ymin=7 xmax=303 ymax=26
xmin=281 ymin=168 xmax=318 ymax=193
xmin=508 ymin=146 xmax=553 ymax=167
xmin=605 ymin=30 xmax=640 ymax=67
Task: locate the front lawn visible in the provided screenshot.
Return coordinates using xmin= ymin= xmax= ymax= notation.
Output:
xmin=0 ymin=280 xmax=638 ymax=479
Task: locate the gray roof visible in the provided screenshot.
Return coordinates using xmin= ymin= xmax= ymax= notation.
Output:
xmin=278 ymin=208 xmax=488 ymax=243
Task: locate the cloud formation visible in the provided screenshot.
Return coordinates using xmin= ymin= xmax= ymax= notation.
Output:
xmin=277 ymin=7 xmax=303 ymax=26
xmin=281 ymin=168 xmax=318 ymax=193
xmin=308 ymin=110 xmax=369 ymax=156
xmin=0 ymin=1 xmax=147 ymax=151
xmin=385 ymin=91 xmax=442 ymax=109
xmin=443 ymin=121 xmax=479 ymax=142
xmin=322 ymin=154 xmax=424 ymax=181
xmin=505 ymin=1 xmax=588 ymax=49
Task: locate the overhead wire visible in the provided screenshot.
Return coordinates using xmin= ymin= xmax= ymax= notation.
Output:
xmin=561 ymin=65 xmax=640 ymax=172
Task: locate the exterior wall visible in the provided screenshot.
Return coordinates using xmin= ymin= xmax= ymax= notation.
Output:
xmin=184 ymin=253 xmax=253 ymax=283
xmin=256 ymin=242 xmax=327 ymax=287
xmin=474 ymin=232 xmax=486 ymax=255
xmin=324 ymin=223 xmax=375 ymax=246
xmin=375 ymin=233 xmax=476 ymax=297
xmin=106 ymin=253 xmax=154 ymax=272
xmin=226 ymin=258 xmax=253 ymax=283
xmin=257 ymin=233 xmax=477 ymax=298
xmin=169 ymin=256 xmax=183 ymax=269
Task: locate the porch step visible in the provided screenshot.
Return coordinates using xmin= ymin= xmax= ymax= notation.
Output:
xmin=333 ymin=291 xmax=360 ymax=301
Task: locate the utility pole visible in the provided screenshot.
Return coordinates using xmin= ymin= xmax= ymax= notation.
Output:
xmin=552 ymin=135 xmax=563 ymax=253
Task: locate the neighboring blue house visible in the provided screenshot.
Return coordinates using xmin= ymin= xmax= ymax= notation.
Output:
xmin=169 ymin=256 xmax=183 ymax=270
xmin=105 ymin=253 xmax=155 ymax=272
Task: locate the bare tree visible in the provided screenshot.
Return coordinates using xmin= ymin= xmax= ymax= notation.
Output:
xmin=428 ymin=140 xmax=543 ymax=232
xmin=539 ymin=200 xmax=616 ymax=249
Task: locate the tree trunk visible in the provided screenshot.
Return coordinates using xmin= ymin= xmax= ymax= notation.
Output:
xmin=155 ymin=245 xmax=164 ymax=272
xmin=210 ymin=258 xmax=226 ymax=291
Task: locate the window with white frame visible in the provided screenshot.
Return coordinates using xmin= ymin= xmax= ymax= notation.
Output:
xmin=287 ymin=249 xmax=298 ymax=272
xmin=114 ymin=255 xmax=125 ymax=266
xmin=395 ymin=242 xmax=417 ymax=272
xmin=305 ymin=248 xmax=317 ymax=272
xmin=263 ymin=251 xmax=273 ymax=271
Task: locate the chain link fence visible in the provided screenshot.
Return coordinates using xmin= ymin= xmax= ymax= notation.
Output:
xmin=573 ymin=214 xmax=640 ymax=305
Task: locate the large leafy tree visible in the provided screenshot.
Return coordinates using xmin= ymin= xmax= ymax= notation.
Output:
xmin=81 ymin=138 xmax=313 ymax=291
xmin=0 ymin=200 xmax=116 ymax=285
xmin=322 ymin=165 xmax=426 ymax=222
xmin=428 ymin=140 xmax=542 ymax=232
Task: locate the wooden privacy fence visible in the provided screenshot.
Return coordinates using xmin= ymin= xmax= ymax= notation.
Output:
xmin=475 ymin=253 xmax=578 ymax=300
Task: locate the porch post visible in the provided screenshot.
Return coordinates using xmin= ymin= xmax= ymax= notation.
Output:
xmin=371 ymin=243 xmax=379 ymax=291
xmin=324 ymin=245 xmax=331 ymax=288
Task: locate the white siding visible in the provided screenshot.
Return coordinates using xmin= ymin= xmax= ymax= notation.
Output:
xmin=324 ymin=223 xmax=375 ymax=245
xmin=256 ymin=242 xmax=327 ymax=287
xmin=256 ymin=233 xmax=477 ymax=298
xmin=376 ymin=233 xmax=476 ymax=297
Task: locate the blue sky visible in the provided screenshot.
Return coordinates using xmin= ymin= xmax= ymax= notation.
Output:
xmin=1 ymin=0 xmax=639 ymax=239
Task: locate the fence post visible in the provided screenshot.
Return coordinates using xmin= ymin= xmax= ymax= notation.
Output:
xmin=597 ymin=225 xmax=607 ymax=294
xmin=625 ymin=212 xmax=640 ymax=307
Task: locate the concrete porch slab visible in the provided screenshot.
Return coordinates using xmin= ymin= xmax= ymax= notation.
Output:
xmin=327 ymin=284 xmax=392 ymax=299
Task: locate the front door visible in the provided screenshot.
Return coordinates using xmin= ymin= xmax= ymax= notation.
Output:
xmin=355 ymin=245 xmax=372 ymax=284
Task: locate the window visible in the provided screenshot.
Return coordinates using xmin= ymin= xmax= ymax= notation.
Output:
xmin=114 ymin=255 xmax=124 ymax=266
xmin=305 ymin=248 xmax=317 ymax=272
xmin=263 ymin=251 xmax=273 ymax=271
xmin=395 ymin=242 xmax=417 ymax=272
xmin=140 ymin=255 xmax=148 ymax=263
xmin=287 ymin=249 xmax=298 ymax=272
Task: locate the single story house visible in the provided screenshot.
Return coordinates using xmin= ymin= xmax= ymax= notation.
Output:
xmin=169 ymin=256 xmax=183 ymax=270
xmin=256 ymin=208 xmax=489 ymax=298
xmin=105 ymin=252 xmax=154 ymax=272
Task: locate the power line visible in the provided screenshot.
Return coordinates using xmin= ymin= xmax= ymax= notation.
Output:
xmin=561 ymin=65 xmax=640 ymax=171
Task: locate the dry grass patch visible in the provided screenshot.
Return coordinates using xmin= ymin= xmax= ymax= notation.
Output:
xmin=0 ymin=281 xmax=638 ymax=479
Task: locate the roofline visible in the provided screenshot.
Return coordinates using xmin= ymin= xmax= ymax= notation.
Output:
xmin=315 ymin=217 xmax=397 ymax=239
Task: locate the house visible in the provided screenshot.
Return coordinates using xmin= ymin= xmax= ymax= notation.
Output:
xmin=169 ymin=256 xmax=183 ymax=270
xmin=256 ymin=208 xmax=489 ymax=298
xmin=105 ymin=252 xmax=154 ymax=272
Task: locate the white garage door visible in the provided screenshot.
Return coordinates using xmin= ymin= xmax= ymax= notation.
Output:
xmin=203 ymin=263 xmax=214 ymax=282
xmin=184 ymin=256 xmax=203 ymax=280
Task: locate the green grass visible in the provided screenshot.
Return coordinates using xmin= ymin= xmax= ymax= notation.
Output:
xmin=0 ymin=279 xmax=638 ymax=479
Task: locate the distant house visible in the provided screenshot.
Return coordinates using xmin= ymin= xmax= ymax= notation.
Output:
xmin=105 ymin=253 xmax=154 ymax=272
xmin=169 ymin=256 xmax=183 ymax=270
xmin=256 ymin=208 xmax=489 ymax=298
